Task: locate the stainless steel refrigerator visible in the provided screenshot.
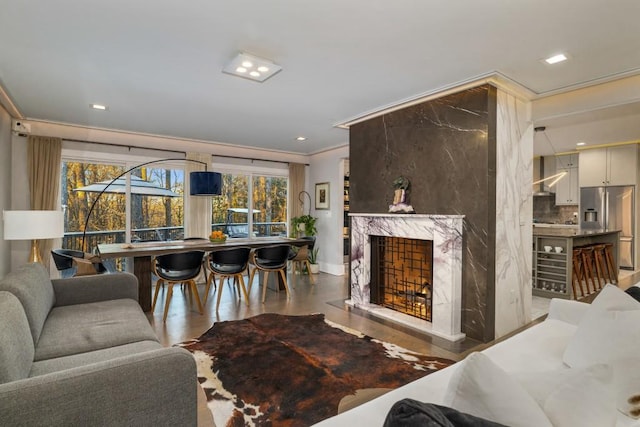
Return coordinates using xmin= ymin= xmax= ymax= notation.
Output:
xmin=580 ymin=185 xmax=635 ymax=269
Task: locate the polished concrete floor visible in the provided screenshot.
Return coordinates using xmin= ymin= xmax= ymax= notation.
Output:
xmin=146 ymin=270 xmax=476 ymax=362
xmin=146 ymin=268 xmax=640 ymax=363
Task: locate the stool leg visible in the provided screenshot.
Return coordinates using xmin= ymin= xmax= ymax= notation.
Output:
xmin=571 ymin=254 xmax=582 ymax=299
xmin=592 ymin=250 xmax=604 ymax=291
xmin=581 ymin=250 xmax=596 ymax=295
xmin=604 ymin=245 xmax=618 ymax=284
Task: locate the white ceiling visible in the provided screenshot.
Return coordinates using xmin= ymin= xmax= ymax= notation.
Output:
xmin=1 ymin=1 xmax=640 ymax=155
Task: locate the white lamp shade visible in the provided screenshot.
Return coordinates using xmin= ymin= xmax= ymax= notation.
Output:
xmin=3 ymin=210 xmax=64 ymax=240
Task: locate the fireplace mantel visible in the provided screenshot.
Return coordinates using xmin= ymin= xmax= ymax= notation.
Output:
xmin=347 ymin=213 xmax=465 ymax=341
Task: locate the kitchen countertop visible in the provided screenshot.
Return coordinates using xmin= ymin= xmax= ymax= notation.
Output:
xmin=532 ymin=223 xmax=578 ymax=228
xmin=533 ymin=227 xmax=621 ymax=237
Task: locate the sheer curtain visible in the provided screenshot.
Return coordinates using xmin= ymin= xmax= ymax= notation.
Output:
xmin=184 ymin=152 xmax=212 ymax=238
xmin=288 ymin=163 xmax=306 ymax=218
xmin=27 ymin=135 xmax=62 ymax=268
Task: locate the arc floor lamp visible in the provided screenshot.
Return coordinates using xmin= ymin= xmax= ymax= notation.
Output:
xmin=80 ymin=158 xmax=221 ymax=251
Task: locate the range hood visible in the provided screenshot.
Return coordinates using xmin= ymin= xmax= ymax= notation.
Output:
xmin=533 ymin=156 xmax=555 ymax=196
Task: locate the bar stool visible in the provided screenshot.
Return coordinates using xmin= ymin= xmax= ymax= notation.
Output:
xmin=571 ymin=248 xmax=586 ymax=299
xmin=592 ymin=244 xmax=611 ymax=290
xmin=579 ymin=246 xmax=598 ymax=296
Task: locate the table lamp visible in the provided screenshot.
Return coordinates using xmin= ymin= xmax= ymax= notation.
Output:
xmin=3 ymin=210 xmax=65 ymax=263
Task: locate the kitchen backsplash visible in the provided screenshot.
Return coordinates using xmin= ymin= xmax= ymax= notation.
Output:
xmin=533 ymin=195 xmax=578 ymax=224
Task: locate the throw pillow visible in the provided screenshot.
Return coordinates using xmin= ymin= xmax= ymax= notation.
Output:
xmin=443 ymin=352 xmax=552 ymax=427
xmin=514 ymin=364 xmax=616 ymax=427
xmin=72 ymin=257 xmax=97 ymax=276
xmin=383 ymin=398 xmax=507 ymax=427
xmin=625 ymin=286 xmax=640 ymax=303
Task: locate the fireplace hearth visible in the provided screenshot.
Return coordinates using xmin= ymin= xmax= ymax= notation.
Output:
xmin=347 ymin=213 xmax=465 ymax=341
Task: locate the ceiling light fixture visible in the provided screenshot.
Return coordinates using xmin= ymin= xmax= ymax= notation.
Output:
xmin=296 ymin=136 xmax=307 ymax=142
xmin=223 ymin=52 xmax=282 ymax=82
xmin=577 ymin=142 xmax=586 ymax=146
xmin=91 ymin=104 xmax=108 ymax=110
xmin=544 ymin=53 xmax=568 ymax=65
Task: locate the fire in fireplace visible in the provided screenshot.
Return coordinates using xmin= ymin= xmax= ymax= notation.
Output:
xmin=370 ymin=236 xmax=433 ymax=322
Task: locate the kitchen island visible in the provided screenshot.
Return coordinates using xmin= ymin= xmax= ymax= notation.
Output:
xmin=533 ymin=227 xmax=620 ymax=299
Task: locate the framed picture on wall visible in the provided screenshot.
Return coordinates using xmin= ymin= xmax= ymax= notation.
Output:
xmin=315 ymin=182 xmax=330 ymax=210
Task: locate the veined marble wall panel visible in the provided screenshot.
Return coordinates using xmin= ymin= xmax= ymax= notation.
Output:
xmin=494 ymin=91 xmax=533 ymax=338
xmin=350 ymin=85 xmax=496 ymax=342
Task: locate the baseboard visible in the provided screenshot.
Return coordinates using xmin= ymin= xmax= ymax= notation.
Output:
xmin=320 ymin=262 xmax=346 ymax=276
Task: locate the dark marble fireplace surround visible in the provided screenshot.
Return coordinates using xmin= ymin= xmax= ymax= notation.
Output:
xmin=349 ymin=85 xmax=497 ymax=342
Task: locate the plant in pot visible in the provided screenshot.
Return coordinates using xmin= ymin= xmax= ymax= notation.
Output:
xmin=308 ymin=247 xmax=320 ymax=274
xmin=290 ymin=214 xmax=317 ymax=238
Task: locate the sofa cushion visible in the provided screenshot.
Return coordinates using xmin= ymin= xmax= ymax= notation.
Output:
xmin=0 ymin=263 xmax=55 ymax=346
xmin=30 ymin=340 xmax=162 ymax=377
xmin=563 ymin=285 xmax=640 ymax=369
xmin=443 ymin=352 xmax=552 ymax=427
xmin=34 ymin=299 xmax=159 ymax=361
xmin=514 ymin=364 xmax=616 ymax=427
xmin=0 ymin=291 xmax=35 ymax=384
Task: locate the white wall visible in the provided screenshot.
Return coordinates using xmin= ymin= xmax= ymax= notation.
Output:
xmin=0 ymin=105 xmax=12 ymax=277
xmin=309 ymin=145 xmax=349 ymax=275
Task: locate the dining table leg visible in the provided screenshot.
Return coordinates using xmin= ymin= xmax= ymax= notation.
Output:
xmin=133 ymin=255 xmax=153 ymax=312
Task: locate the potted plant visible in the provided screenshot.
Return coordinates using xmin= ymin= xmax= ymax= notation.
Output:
xmin=290 ymin=214 xmax=317 ymax=237
xmin=308 ymin=247 xmax=320 ymax=274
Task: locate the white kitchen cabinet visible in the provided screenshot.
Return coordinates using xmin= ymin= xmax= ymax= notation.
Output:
xmin=579 ymin=145 xmax=638 ymax=187
xmin=555 ymin=154 xmax=579 ymax=205
xmin=555 ymin=168 xmax=579 ymax=205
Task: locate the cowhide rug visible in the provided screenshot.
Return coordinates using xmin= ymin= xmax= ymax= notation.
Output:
xmin=178 ymin=313 xmax=454 ymax=427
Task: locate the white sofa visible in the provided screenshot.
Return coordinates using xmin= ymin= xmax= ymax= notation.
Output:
xmin=316 ymin=285 xmax=640 ymax=427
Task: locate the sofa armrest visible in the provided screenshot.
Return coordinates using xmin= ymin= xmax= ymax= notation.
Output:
xmin=51 ymin=272 xmax=138 ymax=307
xmin=0 ymin=347 xmax=197 ymax=426
xmin=546 ymin=298 xmax=590 ymax=325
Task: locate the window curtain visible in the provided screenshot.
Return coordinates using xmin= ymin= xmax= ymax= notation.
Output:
xmin=27 ymin=135 xmax=62 ymax=269
xmin=184 ymin=152 xmax=212 ymax=238
xmin=288 ymin=163 xmax=306 ymax=218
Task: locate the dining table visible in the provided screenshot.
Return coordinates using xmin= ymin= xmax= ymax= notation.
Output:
xmin=97 ymin=237 xmax=313 ymax=311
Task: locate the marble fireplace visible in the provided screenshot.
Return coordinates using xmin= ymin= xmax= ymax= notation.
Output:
xmin=347 ymin=213 xmax=465 ymax=341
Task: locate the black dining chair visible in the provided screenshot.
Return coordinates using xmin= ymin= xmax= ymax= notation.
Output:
xmin=151 ymin=250 xmax=205 ymax=322
xmin=248 ymin=244 xmax=292 ymax=303
xmin=51 ymin=249 xmax=115 ymax=278
xmin=204 ymin=247 xmax=251 ymax=311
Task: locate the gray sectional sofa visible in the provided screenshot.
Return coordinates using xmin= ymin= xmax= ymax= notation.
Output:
xmin=0 ymin=263 xmax=198 ymax=426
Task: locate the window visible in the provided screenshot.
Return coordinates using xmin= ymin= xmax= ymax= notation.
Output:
xmin=61 ymin=160 xmax=185 ymax=250
xmin=212 ymin=172 xmax=287 ymax=239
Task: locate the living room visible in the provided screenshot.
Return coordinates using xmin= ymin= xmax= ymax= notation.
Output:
xmin=1 ymin=2 xmax=640 ymax=426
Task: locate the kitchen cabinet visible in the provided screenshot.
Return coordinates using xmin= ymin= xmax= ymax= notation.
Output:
xmin=579 ymin=145 xmax=638 ymax=187
xmin=555 ymin=154 xmax=579 ymax=205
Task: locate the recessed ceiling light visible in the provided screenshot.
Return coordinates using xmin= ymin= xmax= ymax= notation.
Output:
xmin=545 ymin=53 xmax=568 ymax=65
xmin=296 ymin=136 xmax=307 ymax=142
xmin=222 ymin=52 xmax=282 ymax=82
xmin=577 ymin=142 xmax=586 ymax=146
xmin=91 ymin=104 xmax=107 ymax=110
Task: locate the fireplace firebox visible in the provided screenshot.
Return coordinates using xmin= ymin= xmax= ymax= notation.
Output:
xmin=370 ymin=236 xmax=433 ymax=322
